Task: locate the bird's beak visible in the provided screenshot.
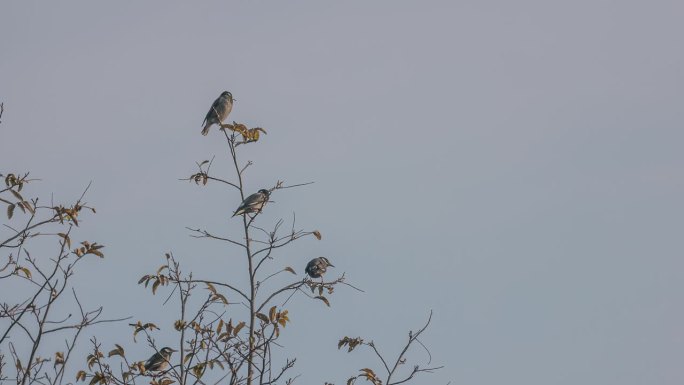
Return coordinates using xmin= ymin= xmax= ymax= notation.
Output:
xmin=328 ymin=263 xmax=335 ymax=267
xmin=170 ymin=348 xmax=178 ymax=352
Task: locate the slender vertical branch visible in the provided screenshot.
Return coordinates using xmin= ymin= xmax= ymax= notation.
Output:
xmin=223 ymin=130 xmax=257 ymax=385
xmin=179 ymin=274 xmax=187 ymax=385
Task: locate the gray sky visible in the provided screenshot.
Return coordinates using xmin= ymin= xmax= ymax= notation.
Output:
xmin=2 ymin=1 xmax=684 ymax=384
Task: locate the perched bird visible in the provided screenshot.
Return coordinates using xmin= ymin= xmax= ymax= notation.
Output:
xmin=305 ymin=257 xmax=334 ymax=279
xmin=201 ymin=91 xmax=234 ymax=136
xmin=232 ymin=189 xmax=270 ymax=217
xmin=143 ymin=347 xmax=177 ymax=373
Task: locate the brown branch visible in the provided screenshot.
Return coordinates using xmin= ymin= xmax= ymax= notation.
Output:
xmin=366 ymin=342 xmax=391 ymax=375
xmin=386 ymin=311 xmax=437 ymax=385
xmin=186 ymin=227 xmax=247 ymax=249
xmin=0 ymin=226 xmax=74 ymax=345
xmin=256 ymin=275 xmax=346 ymax=314
xmin=19 ymin=228 xmax=72 ymax=385
xmin=181 ymin=279 xmax=249 ymax=302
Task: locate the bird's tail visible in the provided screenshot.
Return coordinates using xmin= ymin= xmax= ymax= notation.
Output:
xmin=232 ymin=209 xmax=243 ymax=217
xmin=201 ymin=123 xmax=211 ymax=136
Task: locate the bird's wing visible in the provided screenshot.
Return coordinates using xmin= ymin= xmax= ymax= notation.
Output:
xmin=242 ymin=193 xmax=259 ymax=207
xmin=203 ymin=97 xmax=223 ymax=125
xmin=235 ymin=193 xmax=259 ymax=212
xmin=203 ymin=106 xmax=216 ymax=125
xmin=212 ymin=97 xmax=232 ymax=121
xmin=145 ymin=353 xmax=161 ymax=367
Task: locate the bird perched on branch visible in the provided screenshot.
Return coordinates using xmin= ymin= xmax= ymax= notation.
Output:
xmin=305 ymin=257 xmax=334 ymax=279
xmin=143 ymin=347 xmax=177 ymax=373
xmin=201 ymin=91 xmax=234 ymax=136
xmin=232 ymin=189 xmax=270 ymax=217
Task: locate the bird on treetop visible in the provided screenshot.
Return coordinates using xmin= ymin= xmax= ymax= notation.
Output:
xmin=305 ymin=257 xmax=334 ymax=279
xmin=233 ymin=189 xmax=270 ymax=217
xmin=201 ymin=91 xmax=234 ymax=136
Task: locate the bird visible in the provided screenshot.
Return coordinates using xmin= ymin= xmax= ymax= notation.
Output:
xmin=305 ymin=257 xmax=334 ymax=279
xmin=143 ymin=347 xmax=177 ymax=373
xmin=232 ymin=189 xmax=270 ymax=217
xmin=201 ymin=91 xmax=234 ymax=136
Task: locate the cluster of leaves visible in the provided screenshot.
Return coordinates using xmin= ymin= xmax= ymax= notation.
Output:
xmin=73 ymin=241 xmax=105 ymax=258
xmin=221 ymin=122 xmax=267 ymax=144
xmin=186 ymin=160 xmax=212 ymax=186
xmin=1 ymin=173 xmax=96 ymax=229
xmin=255 ymin=306 xmax=290 ymax=339
xmin=307 ymin=278 xmax=338 ymax=307
xmin=75 ymin=339 xmax=142 ymax=385
xmin=131 ymin=321 xmax=160 ymax=343
xmin=347 ymin=368 xmax=383 ymax=385
xmin=1 ymin=173 xmax=35 ymax=220
xmin=138 ymin=261 xmax=173 ymax=296
xmin=338 ymin=337 xmax=364 ymax=352
xmin=52 ymin=203 xmax=91 ymax=227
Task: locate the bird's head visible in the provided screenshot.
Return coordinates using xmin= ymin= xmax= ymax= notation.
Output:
xmin=221 ymin=91 xmax=235 ymax=101
xmin=159 ymin=347 xmax=177 ymax=357
xmin=258 ymin=189 xmax=270 ymax=197
xmin=321 ymin=257 xmax=334 ymax=267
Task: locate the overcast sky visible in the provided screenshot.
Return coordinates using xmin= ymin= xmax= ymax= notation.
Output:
xmin=2 ymin=1 xmax=684 ymax=384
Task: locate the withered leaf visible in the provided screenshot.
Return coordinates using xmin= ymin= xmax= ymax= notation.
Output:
xmin=314 ymin=296 xmax=330 ymax=307
xmin=212 ymin=293 xmax=229 ymax=305
xmin=256 ymin=313 xmax=269 ymax=323
xmin=233 ymin=321 xmax=245 ymax=336
xmin=16 ymin=267 xmax=31 ymax=279
xmin=108 ymin=344 xmax=125 ymax=358
xmin=76 ymin=370 xmax=87 ymax=382
xmin=57 ymin=233 xmax=71 ymax=249
xmin=10 ymin=189 xmax=23 ymax=201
